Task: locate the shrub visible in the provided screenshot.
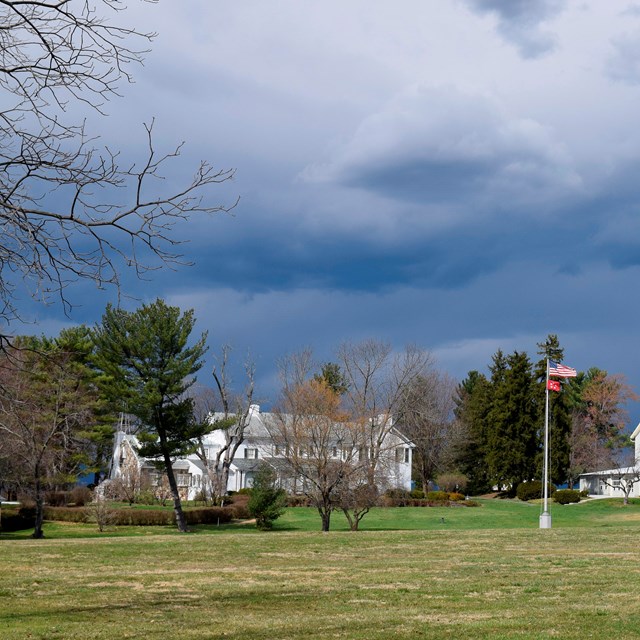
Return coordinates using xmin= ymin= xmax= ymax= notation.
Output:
xmin=553 ymin=489 xmax=581 ymax=504
xmin=70 ymin=486 xmax=93 ymax=506
xmin=383 ymin=488 xmax=411 ymax=506
xmin=579 ymin=489 xmax=589 ymax=498
xmin=184 ymin=507 xmax=233 ymax=525
xmin=43 ymin=506 xmax=88 ymax=523
xmin=230 ymin=502 xmax=250 ymax=520
xmin=436 ymin=473 xmax=469 ymax=494
xmin=137 ymin=489 xmax=161 ymax=505
xmin=247 ymin=464 xmax=287 ymax=530
xmin=45 ymin=491 xmax=70 ymax=507
xmin=0 ymin=507 xmax=35 ymax=532
xmin=426 ymin=491 xmax=449 ymax=502
xmin=410 ymin=489 xmax=425 ymax=499
xmin=516 ymin=481 xmax=556 ymax=502
xmin=237 ymin=487 xmax=253 ymax=496
xmin=287 ymin=494 xmax=312 ymax=507
xmin=448 ymin=492 xmax=465 ymax=502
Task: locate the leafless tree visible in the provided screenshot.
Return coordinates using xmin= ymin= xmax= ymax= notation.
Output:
xmin=269 ymin=360 xmax=360 ymax=532
xmin=600 ymin=450 xmax=640 ymax=505
xmin=566 ymin=412 xmax=614 ymax=489
xmin=194 ymin=346 xmax=255 ymax=504
xmin=338 ymin=340 xmax=433 ymax=487
xmin=0 ymin=1 xmax=236 ymax=338
xmin=108 ymin=440 xmax=141 ymax=505
xmin=86 ymin=493 xmax=117 ymax=532
xmin=397 ymin=370 xmax=459 ymax=491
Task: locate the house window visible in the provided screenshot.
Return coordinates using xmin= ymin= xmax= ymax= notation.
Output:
xmin=176 ymin=473 xmax=190 ymax=487
xmin=244 ymin=448 xmax=259 ymax=459
xmin=404 ymin=448 xmax=410 ymax=464
xmin=395 ymin=448 xmax=410 ymax=464
xmin=332 ymin=447 xmax=338 ymax=458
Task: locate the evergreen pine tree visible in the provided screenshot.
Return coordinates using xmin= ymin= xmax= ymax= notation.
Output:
xmin=486 ymin=351 xmax=537 ymax=494
xmin=453 ymin=371 xmax=493 ymax=495
xmin=93 ymin=299 xmax=208 ymax=532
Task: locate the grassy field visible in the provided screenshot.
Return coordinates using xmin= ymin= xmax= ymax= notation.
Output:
xmin=2 ymin=499 xmax=640 ymax=639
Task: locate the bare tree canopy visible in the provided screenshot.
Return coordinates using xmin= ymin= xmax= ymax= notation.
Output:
xmin=193 ymin=345 xmax=256 ymax=504
xmin=0 ymin=1 xmax=236 ymax=330
xmin=397 ymin=370 xmax=459 ymax=491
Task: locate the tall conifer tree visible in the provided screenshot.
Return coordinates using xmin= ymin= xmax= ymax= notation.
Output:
xmin=486 ymin=351 xmax=537 ymax=494
xmin=453 ymin=370 xmax=493 ymax=494
xmin=93 ymin=299 xmax=208 ymax=532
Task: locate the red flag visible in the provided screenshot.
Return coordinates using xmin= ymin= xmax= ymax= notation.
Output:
xmin=547 ymin=379 xmax=561 ymax=392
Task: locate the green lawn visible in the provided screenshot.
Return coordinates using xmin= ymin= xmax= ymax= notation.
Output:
xmin=4 ymin=497 xmax=640 ymax=539
xmin=2 ymin=500 xmax=640 ymax=639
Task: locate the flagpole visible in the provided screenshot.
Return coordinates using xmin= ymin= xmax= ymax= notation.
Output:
xmin=540 ymin=357 xmax=552 ymax=529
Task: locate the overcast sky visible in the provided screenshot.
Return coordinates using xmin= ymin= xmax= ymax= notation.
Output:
xmin=20 ymin=1 xmax=640 ymax=417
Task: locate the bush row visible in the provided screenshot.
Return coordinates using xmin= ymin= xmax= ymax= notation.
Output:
xmin=381 ymin=498 xmax=480 ymax=508
xmin=382 ymin=489 xmax=468 ymax=506
xmin=38 ymin=505 xmax=240 ymax=526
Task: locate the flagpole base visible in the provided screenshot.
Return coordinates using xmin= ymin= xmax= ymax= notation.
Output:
xmin=539 ymin=512 xmax=552 ymax=529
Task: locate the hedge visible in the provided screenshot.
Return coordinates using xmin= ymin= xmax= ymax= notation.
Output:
xmin=39 ymin=506 xmax=238 ymax=526
xmin=553 ymin=489 xmax=581 ymax=504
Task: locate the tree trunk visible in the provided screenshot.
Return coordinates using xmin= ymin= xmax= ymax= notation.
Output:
xmin=319 ymin=505 xmax=331 ymax=532
xmin=32 ymin=475 xmax=45 ymax=539
xmin=163 ymin=450 xmax=188 ymax=532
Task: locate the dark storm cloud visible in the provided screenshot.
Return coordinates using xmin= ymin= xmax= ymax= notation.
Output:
xmin=463 ymin=0 xmax=567 ymax=58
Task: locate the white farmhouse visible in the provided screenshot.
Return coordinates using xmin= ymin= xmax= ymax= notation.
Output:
xmin=107 ymin=405 xmax=415 ymax=500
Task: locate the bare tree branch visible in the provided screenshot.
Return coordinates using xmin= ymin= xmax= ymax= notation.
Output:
xmin=0 ymin=1 xmax=237 ymax=333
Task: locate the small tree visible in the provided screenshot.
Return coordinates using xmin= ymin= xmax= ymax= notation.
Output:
xmin=247 ymin=463 xmax=287 ymax=530
xmin=336 ymin=482 xmax=379 ymax=532
xmin=108 ymin=449 xmax=142 ymax=506
xmin=600 ymin=451 xmax=640 ymax=505
xmin=87 ymin=494 xmax=117 ymax=532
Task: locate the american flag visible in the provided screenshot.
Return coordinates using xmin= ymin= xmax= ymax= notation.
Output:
xmin=549 ymin=360 xmax=577 ymax=378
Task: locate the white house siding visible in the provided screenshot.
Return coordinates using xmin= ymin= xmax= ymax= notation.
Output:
xmin=578 ymin=422 xmax=640 ymax=498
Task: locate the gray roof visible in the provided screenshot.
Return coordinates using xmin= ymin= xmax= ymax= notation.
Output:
xmin=231 ymin=458 xmax=261 ymax=472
